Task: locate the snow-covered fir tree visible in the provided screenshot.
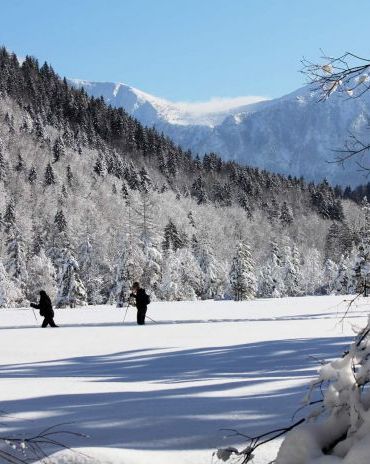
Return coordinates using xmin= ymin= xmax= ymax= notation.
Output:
xmin=55 ymin=250 xmax=87 ymax=307
xmin=77 ymin=237 xmax=104 ymax=304
xmin=52 ymin=136 xmax=65 ymax=163
xmin=44 ymin=162 xmax=56 ymax=186
xmin=352 ymin=200 xmax=370 ymax=295
xmin=301 ymin=248 xmax=324 ymax=295
xmin=258 ymin=241 xmax=285 ymax=298
xmin=140 ymin=240 xmax=162 ymax=297
xmin=159 ymin=248 xmax=203 ymax=300
xmin=281 ymin=244 xmax=303 ymax=297
xmin=5 ymin=225 xmax=28 ymax=294
xmin=192 ymin=235 xmax=226 ymax=299
xmin=229 ymin=241 xmax=256 ymax=301
xmin=280 ymin=201 xmax=294 ymax=227
xmin=0 ymin=261 xmax=23 ymax=307
xmin=335 ymin=254 xmax=356 ymax=295
xmin=322 ymin=258 xmax=338 ymax=294
xmin=113 ymin=241 xmax=143 ymax=307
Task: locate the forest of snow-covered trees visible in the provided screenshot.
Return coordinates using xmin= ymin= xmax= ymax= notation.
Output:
xmin=0 ymin=47 xmax=369 ymax=307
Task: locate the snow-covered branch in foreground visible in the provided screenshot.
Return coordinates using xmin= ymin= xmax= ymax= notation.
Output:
xmin=275 ymin=313 xmax=370 ymax=463
xmin=0 ymin=422 xmax=87 ymax=463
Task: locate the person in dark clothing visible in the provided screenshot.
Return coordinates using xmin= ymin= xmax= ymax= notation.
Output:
xmin=130 ymin=282 xmax=148 ymax=325
xmin=30 ymin=290 xmax=58 ymax=328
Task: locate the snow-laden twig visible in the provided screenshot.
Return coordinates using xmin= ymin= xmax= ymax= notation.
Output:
xmin=0 ymin=420 xmax=89 ymax=463
xmin=302 ymin=52 xmax=370 ymax=169
xmin=215 ymin=419 xmax=305 ymax=463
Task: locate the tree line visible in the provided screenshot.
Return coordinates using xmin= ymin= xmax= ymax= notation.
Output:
xmin=0 ymin=46 xmax=368 ymax=306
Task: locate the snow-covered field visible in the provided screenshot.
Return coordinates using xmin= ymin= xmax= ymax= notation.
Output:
xmin=0 ymin=296 xmax=368 ymax=463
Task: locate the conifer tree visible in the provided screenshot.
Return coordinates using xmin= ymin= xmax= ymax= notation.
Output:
xmin=33 ymin=118 xmax=45 ymax=140
xmin=76 ymin=237 xmax=102 ymax=304
xmin=335 ymin=255 xmax=355 ymax=295
xmin=139 ymin=167 xmax=151 ymax=193
xmin=192 ymin=176 xmax=208 ymax=205
xmin=258 ymin=241 xmax=285 ymax=297
xmin=61 ymin=184 xmax=68 ymax=200
xmin=54 ymin=209 xmax=67 ymax=233
xmin=158 ymin=248 xmax=202 ymax=300
xmin=52 ymin=136 xmax=65 ymax=162
xmin=162 ymin=219 xmax=187 ymax=252
xmin=66 ymin=165 xmax=73 ymax=186
xmin=94 ymin=158 xmax=104 ymax=176
xmin=140 ymin=241 xmax=162 ymax=296
xmin=3 ymin=200 xmax=15 ymax=234
xmin=5 ymin=226 xmax=28 ymax=293
xmin=229 ymin=241 xmax=256 ymax=301
xmin=134 ymin=192 xmax=156 ymax=244
xmin=0 ymin=261 xmax=23 ymax=307
xmin=280 ymin=201 xmax=294 ymax=226
xmin=55 ymin=250 xmax=87 ymax=307
xmin=114 ymin=242 xmax=143 ymax=307
xmin=267 ymin=198 xmax=280 ymax=223
xmin=44 ymin=162 xmax=56 ymax=186
xmin=0 ymin=140 xmax=7 ymax=183
xmin=301 ymin=248 xmax=324 ymax=295
xmin=192 ymin=236 xmax=226 ymax=298
xmin=121 ymin=182 xmax=129 ymax=199
xmin=28 ymin=166 xmax=37 ymax=184
xmin=31 ymin=224 xmax=44 ymax=256
xmin=352 ymin=200 xmax=370 ymax=296
xmin=322 ymin=258 xmax=339 ymax=294
xmin=258 ymin=264 xmax=278 ymax=297
xmin=14 ymin=153 xmax=24 ymax=173
xmin=282 ymin=244 xmax=303 ymax=296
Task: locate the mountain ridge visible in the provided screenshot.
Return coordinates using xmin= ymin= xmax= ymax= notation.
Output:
xmin=68 ymin=78 xmax=268 ymax=127
xmin=69 ymin=78 xmax=370 ymax=186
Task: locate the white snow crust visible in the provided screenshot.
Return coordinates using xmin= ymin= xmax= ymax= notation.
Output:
xmin=0 ymin=296 xmax=367 ymax=463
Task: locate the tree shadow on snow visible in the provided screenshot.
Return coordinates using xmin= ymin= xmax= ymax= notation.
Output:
xmin=0 ymin=336 xmax=352 ymax=454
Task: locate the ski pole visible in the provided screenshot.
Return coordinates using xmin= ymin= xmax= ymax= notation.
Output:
xmin=123 ymin=302 xmax=130 ymax=323
xmin=146 ymin=315 xmax=158 ymax=324
xmin=30 ymin=307 xmax=38 ymax=324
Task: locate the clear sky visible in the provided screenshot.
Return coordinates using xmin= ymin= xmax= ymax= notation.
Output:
xmin=1 ymin=0 xmax=370 ymax=102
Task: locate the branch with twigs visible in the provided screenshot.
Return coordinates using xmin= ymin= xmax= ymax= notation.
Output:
xmin=301 ymin=51 xmax=370 ymax=100
xmin=0 ymin=421 xmax=88 ymax=463
xmin=301 ymin=51 xmax=370 ymax=170
xmin=214 ymin=419 xmax=305 ymax=463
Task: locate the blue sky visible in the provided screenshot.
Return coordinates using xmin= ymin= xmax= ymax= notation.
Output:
xmin=1 ymin=0 xmax=370 ymax=102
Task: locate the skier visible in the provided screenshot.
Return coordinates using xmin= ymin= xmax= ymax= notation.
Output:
xmin=30 ymin=290 xmax=58 ymax=328
xmin=130 ymin=282 xmax=150 ymax=325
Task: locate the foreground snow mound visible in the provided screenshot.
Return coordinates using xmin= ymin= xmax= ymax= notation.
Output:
xmin=277 ymin=314 xmax=370 ymax=464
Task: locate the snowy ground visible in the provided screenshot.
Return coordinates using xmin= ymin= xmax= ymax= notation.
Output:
xmin=0 ymin=296 xmax=368 ymax=464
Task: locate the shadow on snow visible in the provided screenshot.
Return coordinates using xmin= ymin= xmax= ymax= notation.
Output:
xmin=0 ymin=336 xmax=352 ymax=453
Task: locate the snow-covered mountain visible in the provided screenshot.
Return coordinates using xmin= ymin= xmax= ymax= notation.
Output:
xmin=69 ymin=79 xmax=370 ymax=186
xmin=68 ymin=79 xmax=267 ymax=127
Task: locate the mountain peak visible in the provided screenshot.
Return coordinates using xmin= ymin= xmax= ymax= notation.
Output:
xmin=68 ymin=78 xmax=268 ymax=128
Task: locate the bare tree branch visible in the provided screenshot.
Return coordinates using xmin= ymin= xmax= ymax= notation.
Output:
xmin=302 ymin=52 xmax=370 ymax=169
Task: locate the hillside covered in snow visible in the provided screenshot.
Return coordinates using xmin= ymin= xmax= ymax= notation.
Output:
xmin=69 ymin=78 xmax=370 ymax=186
xmin=1 ymin=47 xmax=362 ymax=310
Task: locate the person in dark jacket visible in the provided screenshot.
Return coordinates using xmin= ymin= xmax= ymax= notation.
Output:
xmin=30 ymin=290 xmax=58 ymax=328
xmin=130 ymin=282 xmax=148 ymax=325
